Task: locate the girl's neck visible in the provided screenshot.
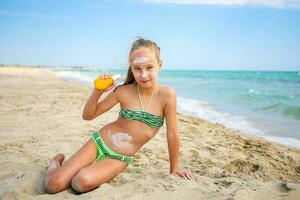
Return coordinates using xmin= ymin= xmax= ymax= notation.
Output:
xmin=137 ymin=82 xmax=158 ymax=95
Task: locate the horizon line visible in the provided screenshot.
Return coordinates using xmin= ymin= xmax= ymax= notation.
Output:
xmin=1 ymin=63 xmax=299 ymax=72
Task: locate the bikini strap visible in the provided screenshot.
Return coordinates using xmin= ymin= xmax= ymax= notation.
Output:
xmin=137 ymin=84 xmax=157 ymax=112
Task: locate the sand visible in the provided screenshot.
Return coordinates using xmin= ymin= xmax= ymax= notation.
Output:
xmin=0 ymin=66 xmax=300 ymax=200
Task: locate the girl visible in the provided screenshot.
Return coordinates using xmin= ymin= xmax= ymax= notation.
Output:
xmin=44 ymin=37 xmax=193 ymax=194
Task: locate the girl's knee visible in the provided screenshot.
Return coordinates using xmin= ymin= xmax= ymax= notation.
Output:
xmin=44 ymin=174 xmax=68 ymax=194
xmin=71 ymin=170 xmax=98 ymax=193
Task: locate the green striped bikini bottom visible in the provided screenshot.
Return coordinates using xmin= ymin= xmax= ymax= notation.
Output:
xmin=91 ymin=131 xmax=133 ymax=165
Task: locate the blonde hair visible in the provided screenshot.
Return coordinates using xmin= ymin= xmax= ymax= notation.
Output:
xmin=123 ymin=37 xmax=161 ymax=85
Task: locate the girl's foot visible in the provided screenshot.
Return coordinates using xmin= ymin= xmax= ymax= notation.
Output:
xmin=53 ymin=153 xmax=65 ymax=165
xmin=46 ymin=153 xmax=65 ymax=172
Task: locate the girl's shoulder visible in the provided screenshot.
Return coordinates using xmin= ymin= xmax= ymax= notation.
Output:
xmin=158 ymin=84 xmax=177 ymax=111
xmin=158 ymin=84 xmax=176 ymax=97
xmin=113 ymin=84 xmax=135 ymax=95
xmin=158 ymin=84 xmax=177 ymax=108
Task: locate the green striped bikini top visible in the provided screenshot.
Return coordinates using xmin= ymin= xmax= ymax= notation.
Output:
xmin=119 ymin=84 xmax=164 ymax=128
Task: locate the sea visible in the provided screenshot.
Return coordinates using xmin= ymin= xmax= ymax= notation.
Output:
xmin=50 ymin=66 xmax=300 ymax=148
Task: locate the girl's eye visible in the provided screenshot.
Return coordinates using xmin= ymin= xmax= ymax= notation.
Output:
xmin=147 ymin=66 xmax=153 ymax=70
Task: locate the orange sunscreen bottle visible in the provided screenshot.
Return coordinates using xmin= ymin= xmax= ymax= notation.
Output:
xmin=94 ymin=74 xmax=121 ymax=90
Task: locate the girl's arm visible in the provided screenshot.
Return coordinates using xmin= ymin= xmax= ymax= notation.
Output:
xmin=82 ymin=86 xmax=119 ymax=120
xmin=164 ymin=88 xmax=193 ymax=180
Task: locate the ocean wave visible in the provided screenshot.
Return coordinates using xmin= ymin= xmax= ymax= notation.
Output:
xmin=177 ymin=97 xmax=300 ymax=148
xmin=264 ymin=136 xmax=300 ymax=148
xmin=257 ymin=104 xmax=300 ymax=120
xmin=194 ymin=78 xmax=217 ymax=85
xmin=248 ymin=88 xmax=262 ymax=95
xmin=177 ymin=97 xmax=264 ymax=135
xmin=54 ymin=70 xmax=94 ymax=85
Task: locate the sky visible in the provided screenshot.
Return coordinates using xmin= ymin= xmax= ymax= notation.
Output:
xmin=0 ymin=0 xmax=300 ymax=71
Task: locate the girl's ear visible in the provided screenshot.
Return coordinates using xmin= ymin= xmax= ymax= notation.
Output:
xmin=159 ymin=60 xmax=163 ymax=69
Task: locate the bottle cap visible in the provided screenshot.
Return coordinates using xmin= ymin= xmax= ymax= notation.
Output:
xmin=112 ymin=74 xmax=121 ymax=81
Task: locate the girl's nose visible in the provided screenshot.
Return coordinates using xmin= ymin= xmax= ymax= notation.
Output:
xmin=141 ymin=71 xmax=147 ymax=78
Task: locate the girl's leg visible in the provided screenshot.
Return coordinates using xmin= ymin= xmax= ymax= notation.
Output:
xmin=44 ymin=139 xmax=98 ymax=193
xmin=71 ymin=159 xmax=128 ymax=193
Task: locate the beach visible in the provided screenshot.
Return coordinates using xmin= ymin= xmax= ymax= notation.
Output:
xmin=0 ymin=66 xmax=300 ymax=200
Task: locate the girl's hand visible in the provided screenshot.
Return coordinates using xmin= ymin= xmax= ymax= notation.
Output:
xmin=170 ymin=170 xmax=194 ymax=180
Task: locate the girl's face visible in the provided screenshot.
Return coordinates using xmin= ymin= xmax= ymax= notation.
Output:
xmin=130 ymin=47 xmax=162 ymax=88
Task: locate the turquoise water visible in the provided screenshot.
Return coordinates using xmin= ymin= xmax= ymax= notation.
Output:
xmin=159 ymin=70 xmax=300 ymax=120
xmin=52 ymin=66 xmax=300 ymax=148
